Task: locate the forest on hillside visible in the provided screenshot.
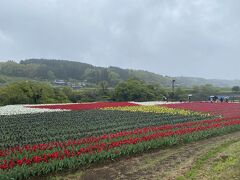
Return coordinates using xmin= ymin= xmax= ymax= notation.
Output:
xmin=0 ymin=59 xmax=240 ymax=87
xmin=0 ymin=59 xmax=171 ymax=87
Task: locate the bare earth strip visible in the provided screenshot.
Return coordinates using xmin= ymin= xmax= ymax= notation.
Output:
xmin=48 ymin=131 xmax=240 ymax=180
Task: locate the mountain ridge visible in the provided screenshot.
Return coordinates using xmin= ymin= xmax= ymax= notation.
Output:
xmin=0 ymin=59 xmax=239 ymax=87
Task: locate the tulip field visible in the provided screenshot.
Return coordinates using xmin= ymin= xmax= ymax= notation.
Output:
xmin=1 ymin=102 xmax=240 ymax=179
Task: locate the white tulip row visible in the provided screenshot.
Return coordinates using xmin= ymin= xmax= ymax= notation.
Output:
xmin=131 ymin=101 xmax=182 ymax=106
xmin=0 ymin=105 xmax=68 ymax=116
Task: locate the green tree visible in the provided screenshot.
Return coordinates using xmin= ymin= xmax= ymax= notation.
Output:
xmin=47 ymin=70 xmax=56 ymax=80
xmin=108 ymin=71 xmax=121 ymax=85
xmin=232 ymin=86 xmax=240 ymax=93
xmin=0 ymin=81 xmax=69 ymax=105
xmin=112 ymin=78 xmax=163 ymax=102
xmin=98 ymin=81 xmax=109 ymax=95
xmin=189 ymin=84 xmax=220 ymax=101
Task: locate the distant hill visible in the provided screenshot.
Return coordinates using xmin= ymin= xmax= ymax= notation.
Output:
xmin=175 ymin=76 xmax=240 ymax=88
xmin=0 ymin=59 xmax=239 ymax=87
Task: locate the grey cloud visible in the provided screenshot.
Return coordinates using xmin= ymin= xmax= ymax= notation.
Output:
xmin=0 ymin=0 xmax=240 ymax=79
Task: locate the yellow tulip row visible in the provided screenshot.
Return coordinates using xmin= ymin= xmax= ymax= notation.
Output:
xmin=102 ymin=105 xmax=209 ymax=117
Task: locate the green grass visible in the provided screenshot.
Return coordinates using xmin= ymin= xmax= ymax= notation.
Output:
xmin=178 ymin=139 xmax=240 ymax=180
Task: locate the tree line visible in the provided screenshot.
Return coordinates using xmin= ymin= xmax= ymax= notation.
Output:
xmin=0 ymin=78 xmax=236 ymax=106
xmin=0 ymin=78 xmax=165 ymax=105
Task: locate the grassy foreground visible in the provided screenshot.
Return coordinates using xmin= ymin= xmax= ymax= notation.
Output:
xmin=179 ymin=135 xmax=240 ymax=179
xmin=49 ymin=131 xmax=240 ymax=180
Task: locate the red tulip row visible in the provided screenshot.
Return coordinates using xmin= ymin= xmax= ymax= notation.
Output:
xmin=163 ymin=102 xmax=240 ymax=117
xmin=26 ymin=102 xmax=139 ymax=110
xmin=1 ymin=117 xmax=240 ymax=170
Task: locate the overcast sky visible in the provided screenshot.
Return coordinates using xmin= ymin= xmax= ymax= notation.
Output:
xmin=0 ymin=0 xmax=240 ymax=80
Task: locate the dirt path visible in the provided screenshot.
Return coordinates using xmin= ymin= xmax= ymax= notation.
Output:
xmin=49 ymin=131 xmax=240 ymax=180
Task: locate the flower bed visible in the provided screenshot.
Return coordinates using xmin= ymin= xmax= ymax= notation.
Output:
xmin=103 ymin=105 xmax=208 ymax=116
xmin=130 ymin=101 xmax=181 ymax=106
xmin=0 ymin=110 xmax=208 ymax=149
xmin=1 ymin=116 xmax=240 ymax=178
xmin=162 ymin=102 xmax=240 ymax=117
xmin=0 ymin=105 xmax=68 ymax=115
xmin=26 ymin=102 xmax=138 ymax=110
xmin=1 ymin=102 xmax=240 ymax=179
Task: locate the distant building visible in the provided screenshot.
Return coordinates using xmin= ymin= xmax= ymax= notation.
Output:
xmin=53 ymin=79 xmax=88 ymax=88
xmin=53 ymin=80 xmax=67 ymax=85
